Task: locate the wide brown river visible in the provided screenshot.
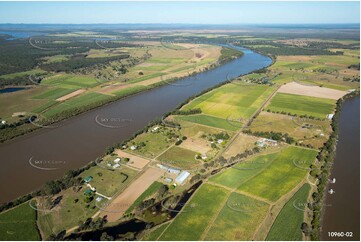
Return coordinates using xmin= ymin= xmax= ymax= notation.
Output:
xmin=321 ymin=96 xmax=360 ymax=241
xmin=0 ymin=46 xmax=272 ymax=203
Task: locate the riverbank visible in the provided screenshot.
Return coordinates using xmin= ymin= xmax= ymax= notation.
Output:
xmin=0 ymin=45 xmax=242 ymax=143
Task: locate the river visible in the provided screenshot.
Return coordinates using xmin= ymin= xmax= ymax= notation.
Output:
xmin=321 ymin=96 xmax=360 ymax=241
xmin=0 ymin=46 xmax=272 ymax=203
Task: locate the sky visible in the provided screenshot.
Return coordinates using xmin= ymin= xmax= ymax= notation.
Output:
xmin=0 ymin=1 xmax=359 ymax=24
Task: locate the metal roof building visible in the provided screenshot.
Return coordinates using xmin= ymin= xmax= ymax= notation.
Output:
xmin=175 ymin=171 xmax=190 ymax=185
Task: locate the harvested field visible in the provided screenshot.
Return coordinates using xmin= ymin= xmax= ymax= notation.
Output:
xmin=278 ymin=82 xmax=347 ymax=100
xmin=115 ymin=150 xmax=150 ymax=170
xmin=179 ymin=137 xmax=212 ymax=154
xmin=100 ymin=167 xmax=163 ymax=222
xmin=56 ymin=89 xmax=85 ymax=101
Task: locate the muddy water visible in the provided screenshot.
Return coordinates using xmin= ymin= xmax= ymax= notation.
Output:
xmin=321 ymin=96 xmax=360 ymax=241
xmin=0 ymin=46 xmax=271 ymax=203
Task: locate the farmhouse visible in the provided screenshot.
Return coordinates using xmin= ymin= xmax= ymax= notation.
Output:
xmin=84 ymin=176 xmax=92 ymax=183
xmin=257 ymin=138 xmax=277 ymax=147
xmin=112 ymin=164 xmax=120 ymax=169
xmin=151 ymin=126 xmax=160 ymax=132
xmin=130 ymin=145 xmax=138 ymax=150
xmin=114 ymin=158 xmax=121 ymax=163
xmin=175 ymin=171 xmax=190 ymax=185
xmin=326 ymin=114 xmax=334 ymax=120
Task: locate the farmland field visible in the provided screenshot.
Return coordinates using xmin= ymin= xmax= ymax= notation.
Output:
xmin=182 ymin=83 xmax=275 ymax=120
xmin=158 ymin=183 xmax=229 ymax=240
xmin=249 ymin=111 xmax=332 ymax=148
xmin=266 ymin=184 xmax=311 ymax=241
xmin=237 ymin=146 xmax=317 ymax=202
xmin=176 ymin=114 xmax=240 ymax=131
xmin=209 ymin=152 xmax=279 ymax=189
xmin=0 ymin=202 xmax=40 ymax=241
xmin=204 ymin=192 xmax=269 ymax=240
xmin=266 ymin=93 xmax=336 ymax=119
xmin=157 ymin=146 xmax=201 ymax=169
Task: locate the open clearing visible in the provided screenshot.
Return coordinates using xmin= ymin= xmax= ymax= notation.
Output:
xmin=101 ymin=167 xmax=163 ymax=222
xmin=157 ymin=146 xmax=201 ymax=169
xmin=0 ymin=202 xmax=40 ymax=241
xmin=249 ymin=111 xmax=332 ymax=148
xmin=222 ymin=133 xmax=259 ymax=159
xmin=266 ymin=184 xmax=311 ymax=241
xmin=115 ymin=150 xmax=150 ymax=170
xmin=266 ymin=93 xmax=336 ymax=119
xmin=278 ymin=82 xmax=347 ymax=100
xmin=158 ymin=183 xmax=229 ymax=241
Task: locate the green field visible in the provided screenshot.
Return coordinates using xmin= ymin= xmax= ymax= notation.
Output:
xmin=157 ymin=146 xmax=201 ymax=169
xmin=126 ymin=181 xmax=163 ymax=214
xmin=33 ymin=87 xmax=76 ymax=100
xmin=41 ymin=74 xmax=99 ymax=89
xmin=266 ymin=184 xmax=311 ymax=241
xmin=209 ymin=152 xmax=279 ymax=189
xmin=0 ymin=202 xmax=40 ymax=241
xmin=159 ymin=184 xmax=229 ymax=240
xmin=182 ymin=84 xmax=275 ymax=120
xmin=176 ymin=114 xmax=240 ymax=131
xmin=266 ymin=93 xmax=336 ymax=119
xmin=237 ymin=146 xmax=317 ymax=202
xmin=143 ymin=223 xmax=169 ymax=241
xmin=43 ymin=92 xmax=110 ymax=117
xmin=204 ymin=192 xmax=269 ymax=240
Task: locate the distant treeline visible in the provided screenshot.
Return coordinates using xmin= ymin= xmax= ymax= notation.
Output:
xmin=41 ymin=54 xmax=130 ymax=72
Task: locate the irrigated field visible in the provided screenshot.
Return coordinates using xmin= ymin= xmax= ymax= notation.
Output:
xmin=266 ymin=184 xmax=311 ymax=241
xmin=266 ymin=93 xmax=336 ymax=119
xmin=0 ymin=202 xmax=40 ymax=241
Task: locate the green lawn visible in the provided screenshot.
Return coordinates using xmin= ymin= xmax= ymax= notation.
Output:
xmin=128 ymin=131 xmax=177 ymax=158
xmin=157 ymin=146 xmax=201 ymax=169
xmin=0 ymin=202 xmax=40 ymax=241
xmin=266 ymin=93 xmax=336 ymax=119
xmin=204 ymin=192 xmax=269 ymax=240
xmin=237 ymin=146 xmax=317 ymax=202
xmin=159 ymin=183 xmax=229 ymax=240
xmin=266 ymin=184 xmax=311 ymax=241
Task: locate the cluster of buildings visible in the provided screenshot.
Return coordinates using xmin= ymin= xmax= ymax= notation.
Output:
xmin=156 ymin=164 xmax=191 ymax=185
xmin=256 ymin=138 xmax=278 ymax=147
